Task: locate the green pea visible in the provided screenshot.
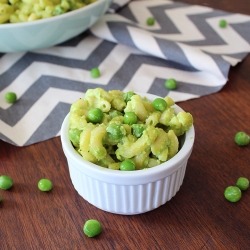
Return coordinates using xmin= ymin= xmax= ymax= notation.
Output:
xmin=124 ymin=112 xmax=137 ymax=125
xmin=219 ymin=19 xmax=227 ymax=28
xmin=5 ymin=92 xmax=17 ymax=103
xmin=152 ymin=98 xmax=167 ymax=111
xmin=38 ymin=179 xmax=53 ymax=192
xmin=83 ymin=219 xmax=102 ymax=237
xmin=0 ymin=175 xmax=13 ymax=190
xmin=147 ymin=17 xmax=155 ymax=26
xmin=90 ymin=67 xmax=100 ymax=78
xmin=123 ymin=91 xmax=135 ymax=102
xmin=236 ymin=177 xmax=249 ymax=191
xmin=132 ymin=124 xmax=145 ymax=138
xmin=224 ymin=186 xmax=242 ymax=202
xmin=87 ymin=108 xmax=104 ymax=124
xmin=106 ymin=123 xmax=126 ymax=140
xmin=234 ymin=132 xmax=250 ymax=146
xmin=120 ymin=159 xmax=136 ymax=171
xmin=165 ymin=78 xmax=177 ymax=90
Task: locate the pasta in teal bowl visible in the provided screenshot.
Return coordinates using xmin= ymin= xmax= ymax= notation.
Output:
xmin=61 ymin=90 xmax=195 ymax=215
xmin=0 ymin=0 xmax=112 ymax=53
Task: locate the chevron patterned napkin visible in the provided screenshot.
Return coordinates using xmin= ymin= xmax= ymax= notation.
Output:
xmin=91 ymin=0 xmax=250 ymax=97
xmin=1 ymin=0 xmax=250 ymax=146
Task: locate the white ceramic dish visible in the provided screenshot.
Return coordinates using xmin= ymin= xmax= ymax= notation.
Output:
xmin=61 ymin=92 xmax=195 ymax=215
xmin=0 ymin=0 xmax=112 ymax=53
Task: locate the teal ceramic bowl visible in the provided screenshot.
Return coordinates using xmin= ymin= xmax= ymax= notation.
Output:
xmin=0 ymin=0 xmax=112 ymax=53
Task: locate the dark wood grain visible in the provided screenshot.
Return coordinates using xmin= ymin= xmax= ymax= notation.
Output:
xmin=1 ymin=1 xmax=250 ymax=249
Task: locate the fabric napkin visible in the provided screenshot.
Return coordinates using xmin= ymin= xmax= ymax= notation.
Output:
xmin=1 ymin=0 xmax=250 ymax=146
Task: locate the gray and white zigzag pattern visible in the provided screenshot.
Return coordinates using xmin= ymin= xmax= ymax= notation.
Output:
xmin=0 ymin=0 xmax=250 ymax=146
xmin=91 ymin=0 xmax=250 ymax=81
xmin=109 ymin=0 xmax=130 ymax=13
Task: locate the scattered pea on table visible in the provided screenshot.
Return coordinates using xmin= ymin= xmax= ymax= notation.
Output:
xmin=165 ymin=78 xmax=177 ymax=90
xmin=146 ymin=17 xmax=155 ymax=26
xmin=90 ymin=67 xmax=100 ymax=78
xmin=224 ymin=186 xmax=242 ymax=202
xmin=5 ymin=92 xmax=17 ymax=103
xmin=38 ymin=178 xmax=53 ymax=192
xmin=236 ymin=177 xmax=249 ymax=191
xmin=234 ymin=131 xmax=250 ymax=146
xmin=219 ymin=19 xmax=227 ymax=28
xmin=0 ymin=175 xmax=13 ymax=190
xmin=83 ymin=219 xmax=102 ymax=237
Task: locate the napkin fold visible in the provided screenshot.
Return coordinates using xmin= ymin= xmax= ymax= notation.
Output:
xmin=1 ymin=0 xmax=250 ymax=146
xmin=91 ymin=0 xmax=250 ymax=93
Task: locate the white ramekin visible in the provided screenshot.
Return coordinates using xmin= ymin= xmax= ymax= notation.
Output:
xmin=61 ymin=93 xmax=195 ymax=215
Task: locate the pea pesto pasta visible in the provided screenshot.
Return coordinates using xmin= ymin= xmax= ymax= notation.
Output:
xmin=0 ymin=0 xmax=97 ymax=24
xmin=68 ymin=88 xmax=194 ymax=170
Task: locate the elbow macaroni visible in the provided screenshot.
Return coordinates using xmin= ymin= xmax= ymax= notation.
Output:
xmin=89 ymin=124 xmax=107 ymax=161
xmin=0 ymin=0 xmax=97 ymax=24
xmin=68 ymin=88 xmax=194 ymax=170
xmin=124 ymin=94 xmax=148 ymax=121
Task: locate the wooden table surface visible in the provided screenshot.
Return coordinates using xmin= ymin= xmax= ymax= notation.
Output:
xmin=1 ymin=1 xmax=250 ymax=249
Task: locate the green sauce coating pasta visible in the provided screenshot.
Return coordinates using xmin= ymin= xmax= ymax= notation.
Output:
xmin=68 ymin=88 xmax=194 ymax=170
xmin=0 ymin=0 xmax=97 ymax=24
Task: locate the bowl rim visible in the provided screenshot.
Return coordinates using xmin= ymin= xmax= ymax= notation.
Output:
xmin=0 ymin=0 xmax=111 ymax=29
xmin=61 ymin=92 xmax=195 ymax=185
